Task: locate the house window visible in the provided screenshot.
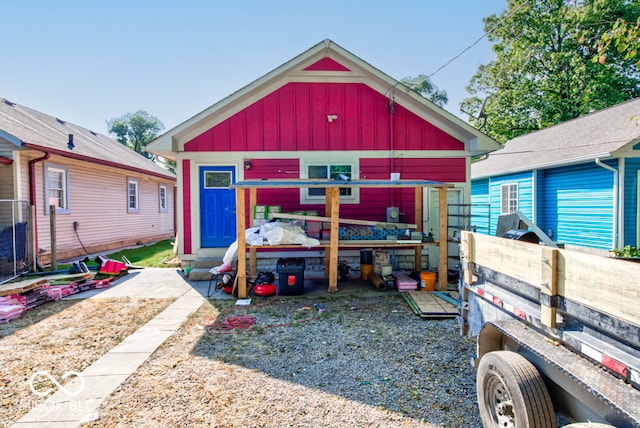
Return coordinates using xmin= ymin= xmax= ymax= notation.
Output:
xmin=500 ymin=183 xmax=518 ymax=214
xmin=159 ymin=184 xmax=168 ymax=213
xmin=45 ymin=163 xmax=69 ymax=214
xmin=204 ymin=171 xmax=231 ymax=189
xmin=307 ymin=163 xmax=353 ymax=196
xmin=127 ymin=178 xmax=140 ymax=213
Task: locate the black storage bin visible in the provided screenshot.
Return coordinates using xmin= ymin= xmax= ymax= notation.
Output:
xmin=503 ymin=229 xmax=539 ymax=244
xmin=276 ymin=258 xmax=306 ymax=295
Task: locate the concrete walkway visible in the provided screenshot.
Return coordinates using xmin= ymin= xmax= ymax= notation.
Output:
xmin=12 ymin=268 xmax=210 ymax=428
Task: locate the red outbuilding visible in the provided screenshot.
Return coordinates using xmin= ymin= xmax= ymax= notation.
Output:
xmin=148 ymin=39 xmax=498 ymax=276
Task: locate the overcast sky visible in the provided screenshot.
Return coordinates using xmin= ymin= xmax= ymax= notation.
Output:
xmin=2 ymin=0 xmax=505 ymax=135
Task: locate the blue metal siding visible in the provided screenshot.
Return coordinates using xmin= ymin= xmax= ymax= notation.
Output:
xmin=624 ymin=158 xmax=640 ymax=247
xmin=471 ymin=179 xmax=490 ymax=235
xmin=487 ymin=172 xmax=534 ymax=235
xmin=539 ymin=162 xmax=615 ymax=250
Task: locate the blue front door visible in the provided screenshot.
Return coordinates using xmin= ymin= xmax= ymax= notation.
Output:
xmin=200 ymin=166 xmax=236 ymax=248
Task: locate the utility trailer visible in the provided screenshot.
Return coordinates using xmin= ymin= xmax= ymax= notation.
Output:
xmin=459 ymin=231 xmax=640 ymax=427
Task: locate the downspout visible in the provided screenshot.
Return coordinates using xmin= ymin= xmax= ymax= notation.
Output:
xmin=28 ymin=149 xmax=50 ymax=268
xmin=595 ymin=158 xmax=619 ymax=249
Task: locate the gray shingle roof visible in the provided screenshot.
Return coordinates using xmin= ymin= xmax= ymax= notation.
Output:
xmin=472 ymin=98 xmax=640 ymax=179
xmin=0 ymin=98 xmax=174 ymax=179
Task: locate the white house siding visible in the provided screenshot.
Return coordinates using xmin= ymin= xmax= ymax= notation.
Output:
xmin=29 ymin=154 xmax=174 ymax=261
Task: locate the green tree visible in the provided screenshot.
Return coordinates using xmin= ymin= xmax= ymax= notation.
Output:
xmin=595 ymin=16 xmax=640 ymax=68
xmin=401 ymin=75 xmax=448 ymax=107
xmin=462 ymin=0 xmax=640 ymax=143
xmin=107 ymin=110 xmax=165 ymax=160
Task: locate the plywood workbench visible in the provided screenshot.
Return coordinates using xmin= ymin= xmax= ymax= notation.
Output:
xmin=230 ymin=179 xmax=452 ymax=298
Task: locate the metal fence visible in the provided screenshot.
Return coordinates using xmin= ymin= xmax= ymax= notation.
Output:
xmin=0 ymin=200 xmax=30 ymax=284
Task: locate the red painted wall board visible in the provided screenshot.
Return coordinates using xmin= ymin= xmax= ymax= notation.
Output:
xmin=294 ymin=83 xmax=311 ymax=150
xmin=360 ymin=158 xmax=465 ymax=183
xmin=184 ymin=82 xmax=465 ymax=153
xmin=279 ymin=84 xmax=295 ymax=149
xmin=243 ymin=159 xmax=300 ymax=225
xmin=262 ymin=91 xmax=279 ymax=151
xmin=304 ymin=57 xmax=351 ymax=71
xmin=182 ymin=159 xmax=192 ymax=254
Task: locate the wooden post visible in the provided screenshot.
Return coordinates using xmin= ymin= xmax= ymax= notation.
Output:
xmin=461 ymin=231 xmax=475 ymax=286
xmin=49 ymin=205 xmax=57 ymax=271
xmin=249 ymin=188 xmax=257 ymax=278
xmin=328 ymin=187 xmax=340 ymax=292
xmin=438 ymin=187 xmax=448 ymax=291
xmin=414 ymin=186 xmax=423 ymax=271
xmin=236 ymin=189 xmax=247 ymax=298
xmin=324 ymin=189 xmax=332 ymax=279
xmin=540 ymin=246 xmax=558 ymax=328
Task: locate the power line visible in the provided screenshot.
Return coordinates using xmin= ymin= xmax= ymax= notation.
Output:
xmin=428 ymin=0 xmax=532 ymax=79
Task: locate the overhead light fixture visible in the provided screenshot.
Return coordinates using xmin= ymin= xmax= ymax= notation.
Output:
xmin=244 ymin=160 xmax=251 ymax=170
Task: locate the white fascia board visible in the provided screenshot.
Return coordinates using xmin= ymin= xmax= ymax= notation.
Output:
xmin=471 ymin=152 xmax=614 ymax=180
xmin=151 ymin=42 xmax=332 ymax=154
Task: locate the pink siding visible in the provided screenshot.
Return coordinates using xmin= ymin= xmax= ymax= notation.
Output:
xmin=304 ymin=57 xmax=350 ymax=71
xmin=185 ymin=83 xmax=465 ymax=153
xmin=182 ymin=159 xmax=192 ymax=254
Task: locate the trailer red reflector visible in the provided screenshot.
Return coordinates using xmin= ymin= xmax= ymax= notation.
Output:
xmin=513 ymin=308 xmax=525 ymax=319
xmin=492 ymin=296 xmax=503 ymax=306
xmin=602 ymin=355 xmax=628 ymax=377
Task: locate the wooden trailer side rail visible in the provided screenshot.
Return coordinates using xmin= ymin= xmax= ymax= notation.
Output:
xmin=460 ymin=231 xmax=640 ymax=330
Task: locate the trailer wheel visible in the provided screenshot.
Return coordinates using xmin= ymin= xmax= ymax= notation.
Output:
xmin=477 ymin=351 xmax=556 ymax=428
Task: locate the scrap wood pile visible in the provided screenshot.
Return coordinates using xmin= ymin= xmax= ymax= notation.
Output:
xmin=0 ymin=256 xmax=133 ymax=324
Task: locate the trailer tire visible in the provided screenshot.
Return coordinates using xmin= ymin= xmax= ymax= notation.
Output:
xmin=477 ymin=351 xmax=556 ymax=428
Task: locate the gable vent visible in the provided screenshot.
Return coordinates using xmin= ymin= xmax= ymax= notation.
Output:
xmin=2 ymin=98 xmax=16 ymax=107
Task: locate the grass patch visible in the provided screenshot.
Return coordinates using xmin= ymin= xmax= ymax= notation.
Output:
xmin=53 ymin=239 xmax=178 ymax=271
xmin=104 ymin=239 xmax=177 ymax=268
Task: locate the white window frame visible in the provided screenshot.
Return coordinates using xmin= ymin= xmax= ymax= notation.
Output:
xmin=127 ymin=177 xmax=140 ymax=213
xmin=500 ymin=183 xmax=518 ymax=214
xmin=45 ymin=162 xmax=70 ymax=214
xmin=159 ymin=184 xmax=168 ymax=213
xmin=300 ymin=160 xmax=359 ymax=205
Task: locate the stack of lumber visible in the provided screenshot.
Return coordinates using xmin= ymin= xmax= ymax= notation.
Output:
xmin=0 ymin=294 xmax=26 ymax=323
xmin=402 ymin=290 xmax=459 ymax=319
xmin=393 ymin=271 xmax=419 ymax=292
xmin=0 ymin=257 xmax=126 ymax=324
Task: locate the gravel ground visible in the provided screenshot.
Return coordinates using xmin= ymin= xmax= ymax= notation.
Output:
xmin=86 ymin=292 xmax=482 ymax=427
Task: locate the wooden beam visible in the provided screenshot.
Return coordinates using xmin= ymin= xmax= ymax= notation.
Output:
xmin=540 ymin=246 xmax=558 ymax=328
xmin=414 ymin=187 xmax=423 ymax=271
xmin=460 ymin=231 xmax=475 ymax=286
xmin=271 ymin=212 xmax=417 ymax=229
xmin=559 ymin=248 xmax=640 ymax=327
xmin=324 ymin=190 xmax=332 ymax=279
xmin=328 ymin=187 xmax=340 ymax=292
xmin=236 ymin=188 xmax=247 ymax=298
xmin=438 ymin=187 xmax=448 ymax=291
xmin=249 ymin=188 xmax=257 ymax=278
